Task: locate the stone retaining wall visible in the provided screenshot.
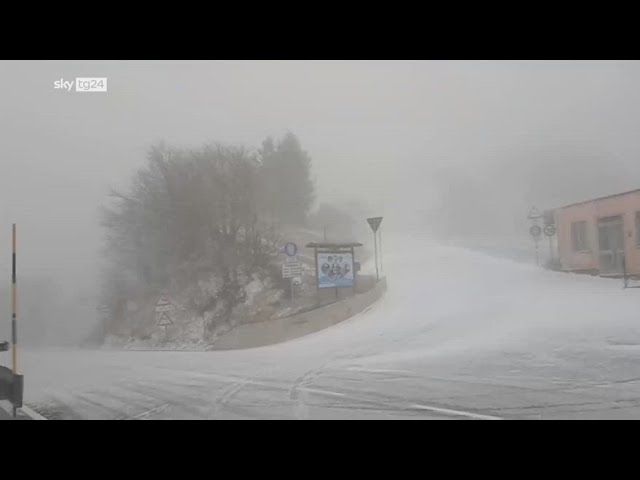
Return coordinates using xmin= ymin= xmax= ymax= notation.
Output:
xmin=210 ymin=277 xmax=387 ymax=350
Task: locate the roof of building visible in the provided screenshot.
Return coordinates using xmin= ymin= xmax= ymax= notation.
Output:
xmin=556 ymin=187 xmax=640 ymax=210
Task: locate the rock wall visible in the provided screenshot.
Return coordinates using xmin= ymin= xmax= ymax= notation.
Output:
xmin=210 ymin=276 xmax=387 ymax=350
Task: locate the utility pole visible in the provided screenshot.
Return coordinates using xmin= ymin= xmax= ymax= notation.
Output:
xmin=11 ymin=224 xmax=17 ymax=418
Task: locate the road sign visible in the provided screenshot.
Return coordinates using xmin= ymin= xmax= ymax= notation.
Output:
xmin=282 ymin=262 xmax=303 ymax=278
xmin=155 ymin=304 xmax=174 ymax=312
xmin=284 ymin=242 xmax=298 ymax=257
xmin=155 ymin=293 xmax=174 ymax=312
xmin=530 ymin=225 xmax=542 ymax=238
xmin=157 ymin=312 xmax=173 ymax=327
xmin=367 ymin=217 xmax=383 ymax=233
xmin=543 ymin=224 xmax=556 ymax=236
xmin=527 ymin=206 xmax=542 ymax=220
xmin=155 ymin=293 xmax=176 ymax=326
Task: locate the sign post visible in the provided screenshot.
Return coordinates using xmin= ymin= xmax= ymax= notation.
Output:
xmin=282 ymin=242 xmax=302 ymax=303
xmin=282 ymin=259 xmax=302 ymax=302
xmin=367 ymin=217 xmax=383 ymax=281
xmin=155 ymin=293 xmax=175 ymax=342
xmin=527 ymin=207 xmax=543 ymax=266
xmin=542 ymin=210 xmax=556 ymax=264
xmin=97 ymin=304 xmax=111 ymax=341
xmin=543 ymin=223 xmax=556 ymax=263
xmin=529 ymin=224 xmax=542 ymax=265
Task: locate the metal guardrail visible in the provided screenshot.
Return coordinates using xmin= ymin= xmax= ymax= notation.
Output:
xmin=0 ymin=366 xmax=23 ymax=409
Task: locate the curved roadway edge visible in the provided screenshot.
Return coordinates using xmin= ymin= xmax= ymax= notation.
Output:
xmin=211 ymin=277 xmax=388 ymax=350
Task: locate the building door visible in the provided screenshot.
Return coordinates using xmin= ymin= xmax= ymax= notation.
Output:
xmin=598 ymin=216 xmax=625 ymax=275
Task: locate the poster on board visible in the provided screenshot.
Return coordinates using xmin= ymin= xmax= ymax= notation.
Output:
xmin=317 ymin=252 xmax=354 ymax=288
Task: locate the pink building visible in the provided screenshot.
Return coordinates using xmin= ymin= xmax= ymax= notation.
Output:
xmin=555 ymin=188 xmax=640 ymax=276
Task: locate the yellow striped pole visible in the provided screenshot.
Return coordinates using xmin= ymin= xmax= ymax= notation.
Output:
xmin=11 ymin=224 xmax=17 ymax=417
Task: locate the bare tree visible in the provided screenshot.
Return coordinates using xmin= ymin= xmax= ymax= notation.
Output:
xmin=101 ymin=142 xmax=281 ymax=338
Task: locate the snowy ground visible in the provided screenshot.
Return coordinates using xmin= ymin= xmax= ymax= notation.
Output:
xmin=14 ymin=231 xmax=640 ymax=419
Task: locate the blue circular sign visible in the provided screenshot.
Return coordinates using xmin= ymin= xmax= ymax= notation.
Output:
xmin=284 ymin=242 xmax=298 ymax=257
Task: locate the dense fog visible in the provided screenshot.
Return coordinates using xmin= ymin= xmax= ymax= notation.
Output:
xmin=2 ymin=60 xmax=640 ymax=346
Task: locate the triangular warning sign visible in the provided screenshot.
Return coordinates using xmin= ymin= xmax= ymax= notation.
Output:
xmin=156 ymin=293 xmax=172 ymax=307
xmin=527 ymin=207 xmax=541 ymax=219
xmin=367 ymin=217 xmax=383 ymax=233
xmin=158 ymin=311 xmax=173 ymax=327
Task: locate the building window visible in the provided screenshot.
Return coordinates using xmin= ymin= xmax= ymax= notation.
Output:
xmin=636 ymin=212 xmax=640 ymax=247
xmin=571 ymin=221 xmax=589 ymax=252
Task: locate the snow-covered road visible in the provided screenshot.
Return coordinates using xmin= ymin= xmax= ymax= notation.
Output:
xmin=17 ymin=232 xmax=640 ymax=419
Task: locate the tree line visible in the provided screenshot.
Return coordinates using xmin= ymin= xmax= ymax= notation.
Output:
xmin=100 ymin=132 xmax=315 ymax=336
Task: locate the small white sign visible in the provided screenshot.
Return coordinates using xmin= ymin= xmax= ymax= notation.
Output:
xmin=155 ymin=304 xmax=174 ymax=313
xmin=282 ymin=263 xmax=303 ymax=278
xmin=155 ymin=293 xmax=176 ymax=314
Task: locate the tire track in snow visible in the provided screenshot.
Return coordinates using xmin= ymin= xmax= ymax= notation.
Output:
xmin=289 ymin=364 xmax=330 ymax=420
